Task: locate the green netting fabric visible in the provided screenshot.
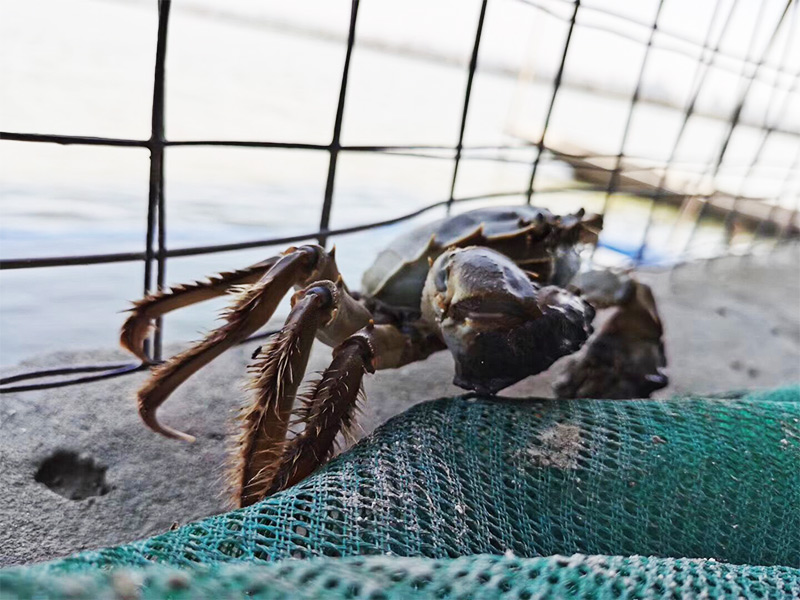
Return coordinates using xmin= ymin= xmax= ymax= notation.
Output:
xmin=2 ymin=387 xmax=798 ymax=598
xmin=4 ymin=554 xmax=799 ymax=599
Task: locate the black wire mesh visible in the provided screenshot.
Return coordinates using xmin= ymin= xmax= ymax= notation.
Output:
xmin=1 ymin=0 xmax=798 ymax=392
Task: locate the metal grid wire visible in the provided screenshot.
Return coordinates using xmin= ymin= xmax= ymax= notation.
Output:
xmin=1 ymin=0 xmax=798 ymax=392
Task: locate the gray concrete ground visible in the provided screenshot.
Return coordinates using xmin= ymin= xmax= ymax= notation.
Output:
xmin=1 ymin=246 xmax=798 ymax=567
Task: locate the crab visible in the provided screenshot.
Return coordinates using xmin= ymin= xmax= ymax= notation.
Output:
xmin=120 ymin=205 xmax=668 ymax=507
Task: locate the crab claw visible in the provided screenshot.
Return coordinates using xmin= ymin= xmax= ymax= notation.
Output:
xmin=422 ymin=247 xmax=594 ymax=394
xmin=553 ymin=279 xmax=668 ymax=399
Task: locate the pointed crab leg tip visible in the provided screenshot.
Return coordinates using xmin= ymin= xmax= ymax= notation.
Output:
xmin=139 ymin=407 xmax=196 ymax=443
xmin=151 ymin=421 xmax=196 ymax=443
xmin=177 ymin=431 xmax=198 ymax=444
xmin=121 ymin=341 xmax=149 ymax=363
xmin=328 ymin=246 xmax=337 ymax=258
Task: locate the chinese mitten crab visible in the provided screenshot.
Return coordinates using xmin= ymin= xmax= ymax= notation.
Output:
xmin=121 ymin=205 xmax=667 ymax=507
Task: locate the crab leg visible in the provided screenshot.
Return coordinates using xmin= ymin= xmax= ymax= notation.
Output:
xmin=121 ymin=258 xmax=279 ymax=362
xmin=234 ymin=279 xmax=377 ymax=506
xmin=137 ymin=245 xmax=334 ymax=442
xmin=241 ymin=322 xmax=437 ymax=504
xmin=554 ymin=272 xmax=668 ymax=399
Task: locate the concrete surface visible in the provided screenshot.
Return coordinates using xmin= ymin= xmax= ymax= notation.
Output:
xmin=1 ymin=246 xmax=798 ymax=567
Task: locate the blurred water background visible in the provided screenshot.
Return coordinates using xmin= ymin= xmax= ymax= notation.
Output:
xmin=1 ymin=0 xmax=798 ymax=366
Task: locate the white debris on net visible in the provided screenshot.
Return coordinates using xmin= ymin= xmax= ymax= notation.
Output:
xmin=510 ymin=423 xmax=583 ymax=470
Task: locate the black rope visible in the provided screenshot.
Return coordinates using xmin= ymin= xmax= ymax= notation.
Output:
xmin=0 ymin=132 xmax=149 ymax=147
xmin=317 ymin=0 xmax=360 ymax=248
xmin=5 ymin=179 xmax=779 ymax=271
xmin=515 ymin=0 xmax=797 ymax=89
xmin=447 ymin=0 xmax=489 ymax=212
xmin=597 ymin=0 xmax=666 ymax=219
xmin=0 ymin=364 xmax=147 ymax=394
xmin=680 ymin=0 xmax=794 ymax=258
xmin=0 ymin=190 xmax=557 ymax=270
xmin=3 ymin=134 xmax=797 ymax=154
xmin=2 ymin=0 xmax=798 ymax=395
xmin=143 ymin=0 xmax=171 ymax=362
xmin=634 ymin=0 xmax=737 ymax=262
xmin=526 ymin=0 xmax=581 ymax=203
xmin=0 ymin=327 xmax=283 ymax=393
xmin=722 ymin=1 xmax=800 ymax=244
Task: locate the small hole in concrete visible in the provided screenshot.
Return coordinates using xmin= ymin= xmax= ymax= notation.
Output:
xmin=35 ymin=451 xmax=110 ymax=500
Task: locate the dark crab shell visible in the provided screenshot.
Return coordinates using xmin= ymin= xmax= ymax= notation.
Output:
xmin=361 ymin=206 xmax=600 ymax=310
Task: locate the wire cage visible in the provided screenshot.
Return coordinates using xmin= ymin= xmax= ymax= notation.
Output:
xmin=0 ymin=0 xmax=798 ymax=393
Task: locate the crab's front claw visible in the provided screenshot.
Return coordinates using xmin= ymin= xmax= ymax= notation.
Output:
xmin=422 ymin=247 xmax=594 ymax=394
xmin=448 ymin=289 xmax=595 ymax=394
xmin=554 ymin=280 xmax=668 ymax=399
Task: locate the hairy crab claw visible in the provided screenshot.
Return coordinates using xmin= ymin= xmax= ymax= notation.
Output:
xmin=422 ymin=247 xmax=595 ymax=394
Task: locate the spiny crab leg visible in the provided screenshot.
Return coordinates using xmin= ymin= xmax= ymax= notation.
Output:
xmin=121 ymin=258 xmax=279 ymax=363
xmin=259 ymin=332 xmax=374 ymax=500
xmin=554 ymin=275 xmax=668 ymax=399
xmin=137 ymin=246 xmax=331 ymax=442
xmin=242 ymin=322 xmax=422 ymax=504
xmin=235 ymin=283 xmax=337 ymax=506
xmin=234 ymin=278 xmax=377 ymax=506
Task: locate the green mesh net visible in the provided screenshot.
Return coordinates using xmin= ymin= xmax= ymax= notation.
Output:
xmin=4 ymin=554 xmax=799 ymax=599
xmin=2 ymin=387 xmax=799 ymax=598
